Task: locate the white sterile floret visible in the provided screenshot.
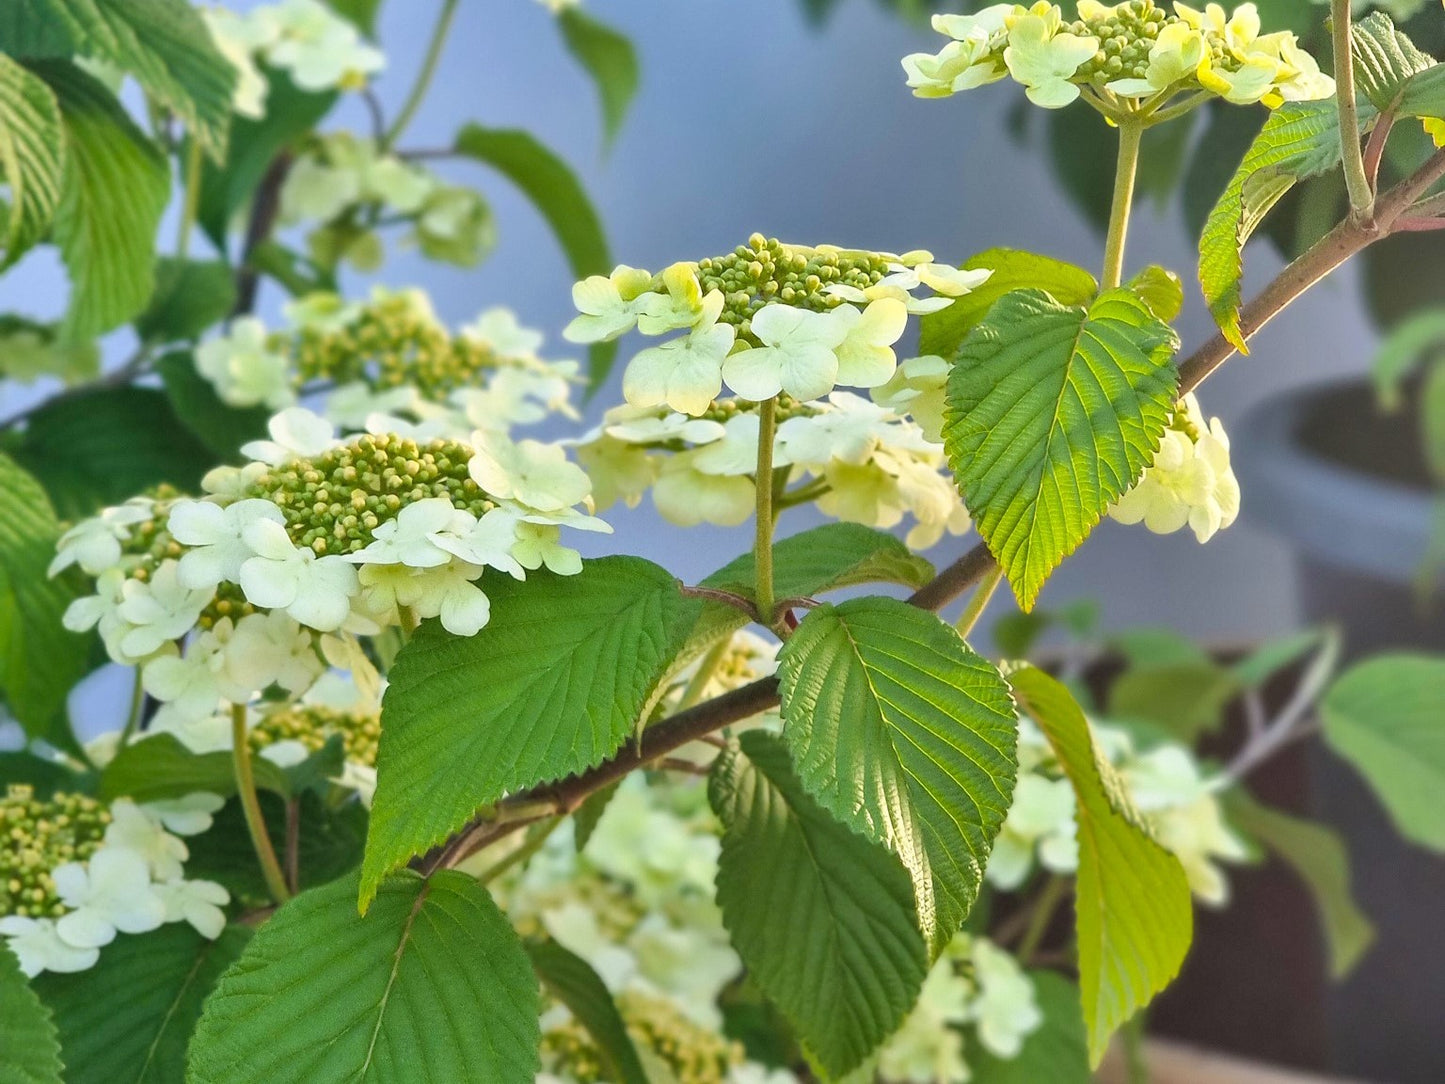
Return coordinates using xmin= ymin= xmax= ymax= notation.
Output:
xmin=242 ymin=407 xmax=340 ymax=466
xmin=102 ymin=799 xmax=189 ymax=882
xmin=984 ymin=771 xmax=1079 ymax=889
xmin=169 ymin=497 xmax=286 ymax=589
xmin=461 ymin=306 xmax=545 ymax=358
xmin=722 ymin=304 xmax=851 ymax=403
xmin=467 ymin=433 xmax=593 ymax=514
xmin=966 ymin=938 xmax=1043 ymax=1058
xmin=622 ymin=318 xmax=736 ymax=417
xmin=142 ymin=793 xmax=226 ymax=836
xmin=154 ymin=878 xmax=230 ymax=939
xmin=563 ymin=265 xmax=659 ymax=344
xmin=604 ymin=407 xmax=727 ymax=447
xmin=196 ymin=316 xmax=295 ymax=411
xmin=144 ymin=610 xmax=322 ymax=718
xmin=652 ymin=455 xmax=756 ymax=528
xmin=831 ymin=297 xmax=909 ymax=388
xmin=261 ymin=0 xmax=384 ymax=91
xmin=1002 ymin=7 xmax=1099 ymax=108
xmin=877 ymin=951 xmax=972 ymax=1084
xmin=510 ymin=521 xmax=586 ymax=576
xmin=114 ymin=561 xmax=215 ymax=661
xmin=358 ymin=561 xmax=492 ymax=635
xmin=776 ymin=393 xmax=900 ymax=465
xmin=201 ymin=461 xmax=270 ymax=505
xmin=873 ymin=354 xmax=950 ymax=443
xmin=0 ymin=916 xmax=98 ymax=977
xmin=342 ymin=496 xmax=459 ymax=568
xmin=48 ymin=499 xmax=154 ymax=577
xmin=427 ymin=506 xmax=527 ymax=579
xmin=238 ymin=519 xmax=360 ymax=631
xmin=51 ymin=847 xmax=167 ymax=949
xmin=688 ymin=412 xmax=779 ymax=476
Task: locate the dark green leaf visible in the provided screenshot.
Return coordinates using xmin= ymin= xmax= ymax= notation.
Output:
xmin=135 ymin=259 xmax=237 ymax=344
xmin=187 ymin=871 xmax=541 ymax=1083
xmin=0 ymin=942 xmax=63 ymax=1084
xmin=779 ymin=597 xmax=1017 ymax=953
xmin=99 ymin=732 xmax=292 ymax=804
xmin=558 ymin=9 xmax=638 ymax=149
xmin=157 ymin=350 xmax=271 ymax=460
xmin=710 ymin=730 xmax=929 ymax=1080
xmin=0 ymin=751 xmax=89 ymax=797
xmin=526 ymin=939 xmax=648 ymax=1084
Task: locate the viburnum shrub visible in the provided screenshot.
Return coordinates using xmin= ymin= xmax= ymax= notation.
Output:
xmin=2 ymin=2 xmax=1444 ymax=1082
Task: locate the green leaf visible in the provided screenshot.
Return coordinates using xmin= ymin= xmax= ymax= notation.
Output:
xmin=526 ymin=939 xmax=648 ymax=1084
xmin=1226 ymin=793 xmax=1374 ymax=979
xmin=710 ymin=730 xmax=929 ymax=1081
xmin=157 ymin=350 xmax=271 ymax=460
xmin=1108 ymin=662 xmax=1241 ymax=743
xmin=1127 ymin=265 xmax=1184 ymax=323
xmin=0 ymin=54 xmax=63 ymax=268
xmin=0 ymin=751 xmax=89 ymax=798
xmin=34 ymin=924 xmax=250 ymax=1083
xmin=453 ymin=123 xmax=614 ymax=387
xmin=0 ymin=451 xmax=87 ymax=738
xmin=1371 ymin=308 xmax=1445 ymax=410
xmin=778 ymin=597 xmax=1018 ymax=952
xmin=0 ymin=943 xmax=63 ymax=1084
xmin=362 ymin=557 xmax=694 ymax=910
xmin=322 ymin=0 xmax=382 ymax=35
xmin=1109 ymin=626 xmax=1210 ymax=670
xmin=0 ymin=315 xmax=98 ymax=385
xmin=1198 ymin=99 xmax=1364 ymax=352
xmin=1321 ymin=654 xmax=1445 ymax=851
xmin=1010 ymin=667 xmax=1192 ymax=1067
xmin=98 ymin=732 xmax=292 ymax=804
xmin=1352 ymin=12 xmax=1435 ymax=112
xmin=942 ymin=287 xmax=1180 ymax=610
xmin=969 ymin=971 xmax=1089 ymax=1084
xmin=135 ymin=258 xmax=237 ymax=344
xmin=558 ymin=9 xmax=638 ymax=149
xmin=32 ymin=61 xmax=169 ymax=340
xmin=1231 ymin=627 xmax=1331 ymax=689
xmin=572 ymin=780 xmax=619 ymax=854
xmin=189 ymin=870 xmax=539 ymax=1083
xmin=917 ymin=249 xmax=1097 ymax=361
xmin=11 ymin=387 xmax=213 ymax=520
xmin=1422 ymin=359 xmax=1445 ymax=483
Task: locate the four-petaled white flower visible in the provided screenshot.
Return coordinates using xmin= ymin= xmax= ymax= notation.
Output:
xmin=467 ymin=433 xmax=593 ymax=513
xmin=622 ymin=318 xmax=736 ymax=417
xmin=461 ymin=306 xmax=546 ymax=358
xmin=722 ymin=304 xmax=850 ymax=403
xmin=48 ymin=499 xmax=154 ymax=577
xmin=170 ymin=497 xmax=287 ymax=589
xmin=261 ymin=0 xmax=384 ymax=92
xmin=142 ymin=793 xmax=226 ymax=837
xmin=1002 ymin=9 xmax=1098 ymax=108
xmin=0 ymin=916 xmax=98 ymax=977
xmin=115 ymin=561 xmax=215 ymax=661
xmin=239 ymin=519 xmax=360 ymax=631
xmin=428 ymin=507 xmax=527 ymax=579
xmin=196 ymin=317 xmax=295 ymax=411
xmin=241 ymin=407 xmax=339 ymax=467
xmin=563 ymin=265 xmax=658 ymax=343
xmin=832 ymin=298 xmax=909 ymax=388
xmin=103 ymin=799 xmax=190 ymax=882
xmin=51 ymin=847 xmax=167 ymax=949
xmin=154 ymin=879 xmax=231 ymax=940
xmin=342 ymin=496 xmax=459 ymax=568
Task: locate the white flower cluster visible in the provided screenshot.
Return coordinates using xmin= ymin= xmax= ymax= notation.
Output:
xmin=988 ymin=715 xmax=1248 ymax=905
xmin=202 ymin=0 xmax=383 ymax=117
xmin=1109 ymin=392 xmax=1240 ymax=544
xmin=279 ymin=134 xmax=492 ymax=269
xmin=0 ymin=791 xmax=229 ymax=978
xmin=903 ymin=2 xmax=1333 ymax=111
xmin=577 ymin=391 xmax=971 ymax=548
xmin=564 ymin=238 xmax=989 ymax=416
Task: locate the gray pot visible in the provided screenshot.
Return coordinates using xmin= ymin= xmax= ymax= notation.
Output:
xmin=1238 ymin=380 xmax=1445 ymax=1083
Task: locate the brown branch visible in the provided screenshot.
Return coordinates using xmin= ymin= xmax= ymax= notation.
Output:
xmin=232 ymin=151 xmax=294 ymax=317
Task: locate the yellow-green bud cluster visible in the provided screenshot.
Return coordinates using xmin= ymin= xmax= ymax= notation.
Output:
xmin=697 ymin=392 xmax=816 ymax=427
xmin=251 ymin=705 xmax=381 ymax=766
xmin=696 ymin=234 xmax=893 ymax=347
xmin=286 ymin=293 xmax=506 ymax=399
xmin=0 ymin=786 xmax=110 ymax=919
xmin=1070 ymin=1 xmax=1171 ymax=84
xmin=618 ymin=992 xmax=744 ymax=1084
xmin=243 ymin=433 xmax=496 ymax=557
xmin=539 ymin=1021 xmax=607 ymax=1084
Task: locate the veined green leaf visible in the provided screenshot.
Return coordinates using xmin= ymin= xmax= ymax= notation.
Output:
xmin=1321 ymin=654 xmax=1445 ymax=851
xmin=943 ymin=287 xmax=1179 ymax=610
xmin=0 ymin=54 xmax=63 ymax=268
xmin=969 ymin=970 xmax=1089 ymax=1084
xmin=187 ymin=871 xmax=540 ymax=1083
xmin=361 ymin=557 xmax=694 ymax=910
xmin=98 ymin=732 xmax=292 ymax=804
xmin=34 ymin=924 xmax=250 ymax=1083
xmin=1127 ymin=265 xmax=1184 ymax=323
xmin=1352 ymin=12 xmax=1435 ymax=112
xmin=1010 ymin=667 xmax=1192 ymax=1068
xmin=453 ymin=123 xmax=614 ymax=387
xmin=526 ymin=939 xmax=648 ymax=1084
xmin=0 ymin=943 xmax=63 ymax=1084
xmin=33 ymin=61 xmax=169 ymax=340
xmin=710 ymin=730 xmax=929 ymax=1081
xmin=558 ymin=8 xmax=638 ymax=149
xmin=1199 ymin=99 xmax=1367 ymax=351
xmin=779 ymin=598 xmax=1017 ymax=953
xmin=917 ymin=248 xmax=1097 ymax=361
xmin=0 ymin=452 xmax=87 ymax=739
xmin=1226 ymin=792 xmax=1374 ymax=979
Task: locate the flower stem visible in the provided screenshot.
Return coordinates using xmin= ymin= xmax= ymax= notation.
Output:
xmin=678 ymin=638 xmax=731 ymax=711
xmin=753 ymin=397 xmax=778 ymax=626
xmin=383 ymin=0 xmax=458 ymax=150
xmin=119 ymin=667 xmax=145 ymax=747
xmin=955 ymin=564 xmax=1004 ymax=641
xmin=1332 ymin=0 xmax=1374 ymax=221
xmin=1016 ymin=874 xmax=1069 ymax=965
xmin=1103 ymin=120 xmax=1144 ymax=291
xmin=230 ymin=704 xmax=292 ymax=905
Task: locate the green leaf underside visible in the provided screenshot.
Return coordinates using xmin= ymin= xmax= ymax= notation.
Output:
xmin=0 ymin=943 xmax=63 ymax=1084
xmin=557 ymin=8 xmax=638 ymax=148
xmin=1199 ymin=99 xmax=1366 ymax=351
xmin=33 ymin=61 xmax=169 ymax=340
xmin=34 ymin=924 xmax=250 ymax=1084
xmin=0 ymin=54 xmax=63 ymax=268
xmin=710 ymin=731 xmax=929 ymax=1081
xmin=778 ymin=598 xmax=1018 ymax=954
xmin=943 ymin=287 xmax=1179 ymax=610
xmin=98 ymin=732 xmax=292 ymax=803
xmin=361 ymin=557 xmax=693 ymax=910
xmin=1321 ymin=654 xmax=1445 ymax=851
xmin=1352 ymin=12 xmax=1435 ymax=113
xmin=969 ymin=970 xmax=1090 ymax=1084
xmin=453 ymin=123 xmax=614 ymax=387
xmin=1010 ymin=667 xmax=1192 ymax=1068
xmin=917 ymin=248 xmax=1098 ymax=362
xmin=1225 ymin=793 xmax=1374 ymax=979
xmin=187 ymin=871 xmax=540 ymax=1083
xmin=0 ymin=451 xmax=86 ymax=737
xmin=526 ymin=939 xmax=649 ymax=1084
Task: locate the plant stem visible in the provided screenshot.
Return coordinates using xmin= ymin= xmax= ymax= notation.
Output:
xmin=753 ymin=397 xmax=778 ymax=626
xmin=1102 ymin=120 xmax=1144 ymax=290
xmin=119 ymin=668 xmax=145 ymax=747
xmin=678 ymin=638 xmax=730 ymax=711
xmin=1016 ymin=875 xmax=1069 ymax=965
xmin=1333 ymin=0 xmax=1374 ymax=221
xmin=476 ymin=816 xmax=561 ymax=886
xmin=284 ymin=798 xmax=301 ymax=895
xmin=230 ymin=704 xmax=292 ymax=905
xmin=382 ymin=0 xmax=458 ymax=150
xmin=177 ymin=138 xmax=204 ymax=259
xmin=956 ymin=565 xmax=1004 ymax=640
